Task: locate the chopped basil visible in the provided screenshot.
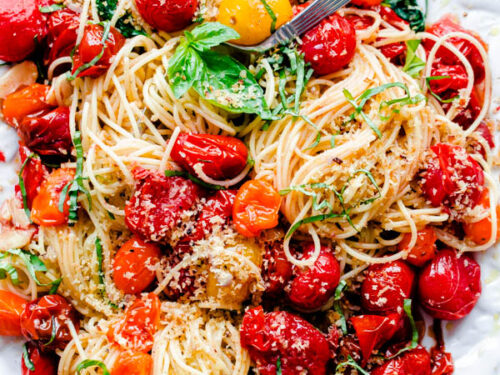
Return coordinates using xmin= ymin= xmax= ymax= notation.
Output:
xmin=76 ymin=360 xmax=110 ymax=375
xmin=39 ymin=3 xmax=65 ymax=13
xmin=43 ymin=316 xmax=57 ymax=347
xmin=96 ymin=0 xmax=146 ymax=38
xmin=336 ymin=355 xmax=370 ymax=375
xmin=334 ymin=280 xmax=348 ymax=334
xmin=276 ymin=357 xmax=282 ymax=375
xmin=403 ymin=40 xmax=426 ymax=78
xmin=95 ymin=238 xmax=105 ymax=287
xmin=18 ymin=153 xmax=36 ymax=220
xmin=305 ymin=131 xmax=321 ymax=150
xmin=387 ymin=299 xmax=419 ymax=359
xmin=22 ymin=343 xmax=35 ymax=371
xmin=165 ymin=170 xmax=226 ymax=191
xmin=426 ymin=76 xmax=460 ymax=103
xmin=259 ymin=0 xmax=278 ymax=33
xmin=381 ymin=0 xmax=426 ymax=32
xmin=0 ymin=258 xmax=19 ymax=285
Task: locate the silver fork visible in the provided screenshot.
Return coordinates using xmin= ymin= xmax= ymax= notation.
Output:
xmin=226 ymin=0 xmax=352 ymax=53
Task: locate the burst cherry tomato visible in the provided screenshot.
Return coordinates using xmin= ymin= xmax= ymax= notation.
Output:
xmin=45 ymin=9 xmax=80 ymax=66
xmin=135 ymin=0 xmax=198 ymax=32
xmin=398 ymin=227 xmax=437 ymax=267
xmin=418 ymin=249 xmax=481 ymax=320
xmin=299 ymin=10 xmax=357 ymax=75
xmin=21 ymin=341 xmax=58 ymax=375
xmin=125 ymin=168 xmax=203 ymax=242
xmin=428 ymin=63 xmax=468 ymax=95
xmin=113 ymin=236 xmax=162 ymax=294
xmin=171 ymin=133 xmax=248 ymax=180
xmin=431 ymin=348 xmax=454 ymax=375
xmin=262 ymin=241 xmax=293 ymax=295
xmin=0 ymin=290 xmax=26 ymax=336
xmin=351 ymin=0 xmax=383 ymax=6
xmin=463 ymin=190 xmax=500 ymax=245
xmin=233 ymin=180 xmax=281 ymax=237
xmin=420 ymin=143 xmax=484 ymax=210
xmin=0 ymin=0 xmax=49 ymax=62
xmin=111 ymin=351 xmax=153 ymax=375
xmin=31 ymin=168 xmax=75 ymax=227
xmin=2 ymin=84 xmax=54 ymax=128
xmin=20 ymin=294 xmax=79 ymax=350
xmin=443 ymin=89 xmax=481 ymax=130
xmin=380 ymin=42 xmax=407 ymax=64
xmin=472 ymin=121 xmax=495 ymax=158
xmin=18 ymin=107 xmax=72 ymax=157
xmin=361 ymin=260 xmax=415 ymax=314
xmin=18 ymin=145 xmax=48 ymax=210
xmin=287 ymin=243 xmax=340 ymax=310
xmin=72 ymin=24 xmax=125 ymax=78
xmin=372 ymin=346 xmax=431 ymax=375
xmin=107 ymin=293 xmax=160 ymax=353
xmin=240 ymin=306 xmax=331 ymax=375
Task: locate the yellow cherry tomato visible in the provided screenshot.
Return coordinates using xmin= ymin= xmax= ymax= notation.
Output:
xmin=217 ymin=0 xmax=293 ymax=46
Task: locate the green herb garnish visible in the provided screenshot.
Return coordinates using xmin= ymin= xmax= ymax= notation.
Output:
xmin=382 ymin=0 xmax=426 ymax=32
xmin=334 ymin=280 xmax=348 ymax=334
xmin=165 ymin=170 xmax=226 ymax=190
xmin=387 ymin=299 xmax=419 ymax=359
xmin=259 ymin=0 xmax=278 ymax=33
xmin=276 ymin=356 xmax=282 ymax=375
xmin=0 ymin=260 xmax=19 ymax=285
xmin=336 ymin=355 xmax=370 ymax=375
xmin=403 ymin=40 xmax=426 ymax=78
xmin=76 ymin=360 xmax=110 ymax=375
xmin=18 ymin=153 xmax=36 ymax=220
xmin=39 ymin=3 xmax=65 ymax=13
xmin=425 ymin=76 xmax=460 ymax=103
xmin=22 ymin=343 xmax=35 ymax=371
xmin=96 ymin=0 xmax=146 ymax=38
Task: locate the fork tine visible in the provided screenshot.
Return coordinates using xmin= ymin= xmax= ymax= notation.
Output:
xmin=292 ymin=0 xmax=351 ymax=36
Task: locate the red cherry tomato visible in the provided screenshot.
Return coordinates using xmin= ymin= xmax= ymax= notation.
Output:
xmin=287 ymin=243 xmax=340 ymax=310
xmin=31 ymin=168 xmax=75 ymax=226
xmin=418 ymin=249 xmax=481 ymax=320
xmin=233 ymin=180 xmax=281 ymax=237
xmin=125 ymin=168 xmax=203 ymax=242
xmin=351 ymin=0 xmax=383 ymax=6
xmin=107 ymin=293 xmax=160 ymax=353
xmin=2 ymin=84 xmax=55 ymax=128
xmin=372 ymin=346 xmax=431 ymax=375
xmin=45 ymin=9 xmax=80 ymax=65
xmin=0 ymin=290 xmax=27 ymax=336
xmin=380 ymin=42 xmax=407 ymax=64
xmin=398 ymin=227 xmax=437 ymax=267
xmin=0 ymin=0 xmax=49 ymax=62
xmin=299 ymin=11 xmax=357 ymax=76
xmin=240 ymin=306 xmax=331 ymax=375
xmin=361 ymin=260 xmax=415 ymax=314
xmin=351 ymin=313 xmax=403 ymax=364
xmin=18 ymin=145 xmax=48 ymax=210
xmin=20 ymin=294 xmax=79 ymax=350
xmin=113 ymin=236 xmax=162 ymax=294
xmin=262 ymin=241 xmax=293 ymax=296
xmin=473 ymin=121 xmax=495 ymax=158
xmin=135 ymin=0 xmax=198 ymax=32
xmin=111 ymin=351 xmax=153 ymax=375
xmin=424 ymin=15 xmax=487 ymax=83
xmin=420 ymin=143 xmax=484 ymax=209
xmin=463 ymin=190 xmax=500 ymax=245
xmin=18 ymin=107 xmax=72 ymax=157
xmin=21 ymin=341 xmax=58 ymax=375
xmin=443 ymin=89 xmax=481 ymax=130
xmin=431 ymin=348 xmax=454 ymax=375
xmin=72 ymin=24 xmax=125 ymax=78
xmin=171 ymin=133 xmax=248 ymax=180
xmin=429 ymin=63 xmax=468 ymax=95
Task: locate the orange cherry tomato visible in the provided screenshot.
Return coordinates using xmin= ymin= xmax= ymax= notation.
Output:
xmin=0 ymin=290 xmax=26 ymax=336
xmin=31 ymin=168 xmax=75 ymax=227
xmin=111 ymin=351 xmax=153 ymax=375
xmin=113 ymin=236 xmax=162 ymax=294
xmin=2 ymin=84 xmax=54 ymax=127
xmin=464 ymin=190 xmax=500 ymax=245
xmin=233 ymin=180 xmax=281 ymax=237
xmin=107 ymin=293 xmax=160 ymax=353
xmin=398 ymin=226 xmax=437 ymax=267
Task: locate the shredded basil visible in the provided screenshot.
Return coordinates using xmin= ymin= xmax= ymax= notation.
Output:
xmin=22 ymin=343 xmax=35 ymax=371
xmin=18 ymin=153 xmax=36 ymax=220
xmin=95 ymin=238 xmax=105 ymax=287
xmin=334 ymin=280 xmax=348 ymax=335
xmin=336 ymin=355 xmax=370 ymax=375
xmin=39 ymin=3 xmax=65 ymax=13
xmin=0 ymin=257 xmax=19 ymax=285
xmin=305 ymin=131 xmax=322 ymax=150
xmin=43 ymin=316 xmax=57 ymax=347
xmin=387 ymin=299 xmax=419 ymax=359
xmin=165 ymin=170 xmax=226 ymax=191
xmin=403 ymin=40 xmax=426 ymax=78
xmin=76 ymin=360 xmax=110 ymax=375
xmin=426 ymin=76 xmax=460 ymax=103
xmin=107 ymin=211 xmax=116 ymax=220
xmin=259 ymin=0 xmax=278 ymax=33
xmin=96 ymin=0 xmax=146 ymax=38
xmin=276 ymin=357 xmax=282 ymax=375
xmin=381 ymin=0 xmax=426 ymax=32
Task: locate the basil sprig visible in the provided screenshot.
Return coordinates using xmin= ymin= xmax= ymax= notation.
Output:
xmin=167 ymin=22 xmax=272 ymax=119
xmin=382 ymin=0 xmax=426 ymax=32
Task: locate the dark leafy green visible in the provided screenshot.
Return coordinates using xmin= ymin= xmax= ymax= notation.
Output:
xmin=382 ymin=0 xmax=426 ymax=32
xmin=96 ymin=0 xmax=146 ymax=38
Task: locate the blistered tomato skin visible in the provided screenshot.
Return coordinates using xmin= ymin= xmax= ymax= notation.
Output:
xmin=262 ymin=241 xmax=293 ymax=295
xmin=135 ymin=0 xmax=198 ymax=33
xmin=429 ymin=64 xmax=468 ymax=94
xmin=398 ymin=226 xmax=437 ymax=267
xmin=287 ymin=244 xmax=340 ymax=310
xmin=372 ymin=346 xmax=431 ymax=375
xmin=171 ymin=133 xmax=248 ymax=180
xmin=0 ymin=290 xmax=27 ymax=336
xmin=299 ymin=12 xmax=357 ymax=76
xmin=361 ymin=260 xmax=415 ymax=313
xmin=2 ymin=84 xmax=54 ymax=128
xmin=240 ymin=307 xmax=331 ymax=375
xmin=46 ymin=9 xmax=80 ymax=65
xmin=0 ymin=0 xmax=49 ymax=62
xmin=20 ymin=295 xmax=79 ymax=351
xmin=19 ymin=145 xmax=48 ymax=210
xmin=21 ymin=341 xmax=58 ymax=375
xmin=418 ymin=249 xmax=481 ymax=320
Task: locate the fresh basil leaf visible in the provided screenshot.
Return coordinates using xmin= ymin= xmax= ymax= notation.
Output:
xmin=190 ymin=22 xmax=240 ymax=51
xmin=22 ymin=343 xmax=35 ymax=371
xmin=18 ymin=153 xmax=36 ymax=221
xmin=334 ymin=280 xmax=348 ymax=334
xmin=403 ymin=40 xmax=426 ymax=78
xmin=276 ymin=357 xmax=282 ymax=375
xmin=76 ymin=360 xmax=110 ymax=375
xmin=382 ymin=0 xmax=425 ymax=32
xmin=387 ymin=299 xmax=419 ymax=359
xmin=0 ymin=262 xmax=19 ymax=285
xmin=39 ymin=4 xmax=65 ymax=13
xmin=96 ymin=0 xmax=145 ymax=38
xmin=167 ymin=43 xmax=204 ymax=98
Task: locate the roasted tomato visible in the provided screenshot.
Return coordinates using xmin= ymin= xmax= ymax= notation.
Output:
xmin=31 ymin=168 xmax=75 ymax=227
xmin=424 ymin=15 xmax=487 ymax=83
xmin=428 ymin=63 xmax=468 ymax=95
xmin=2 ymin=84 xmax=54 ymax=128
xmin=398 ymin=227 xmax=437 ymax=267
xmin=162 ymin=242 xmax=197 ymax=300
xmin=471 ymin=121 xmax=495 ymax=158
xmin=431 ymin=348 xmax=454 ymax=375
xmin=380 ymin=42 xmax=407 ymax=64
xmin=443 ymin=89 xmax=481 ymax=130
xmin=135 ymin=0 xmax=198 ymax=33
xmin=107 ymin=293 xmax=160 ymax=353
xmin=0 ymin=0 xmax=49 ymax=62
xmin=45 ymin=9 xmax=80 ymax=66
xmin=217 ymin=0 xmax=292 ymax=46
xmin=113 ymin=236 xmax=162 ymax=294
xmin=463 ymin=190 xmax=500 ymax=245
xmin=171 ymin=133 xmax=248 ymax=180
xmin=418 ymin=249 xmax=481 ymax=320
xmin=20 ymin=294 xmax=79 ymax=350
xmin=262 ymin=241 xmax=293 ymax=295
xmin=420 ymin=143 xmax=484 ymax=210
xmin=72 ymin=24 xmax=125 ymax=78
xmin=233 ymin=180 xmax=281 ymax=237
xmin=21 ymin=341 xmax=58 ymax=375
xmin=361 ymin=260 xmax=415 ymax=314
xmin=111 ymin=351 xmax=153 ymax=375
xmin=18 ymin=107 xmax=72 ymax=157
xmin=125 ymin=169 xmax=202 ymax=242
xmin=19 ymin=145 xmax=48 ymax=210
xmin=351 ymin=0 xmax=383 ymax=6
xmin=0 ymin=290 xmax=27 ymax=336
xmin=372 ymin=346 xmax=431 ymax=375
xmin=299 ymin=11 xmax=357 ymax=76
xmin=351 ymin=313 xmax=402 ymax=364
xmin=287 ymin=244 xmax=340 ymax=310
xmin=240 ymin=307 xmax=331 ymax=375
